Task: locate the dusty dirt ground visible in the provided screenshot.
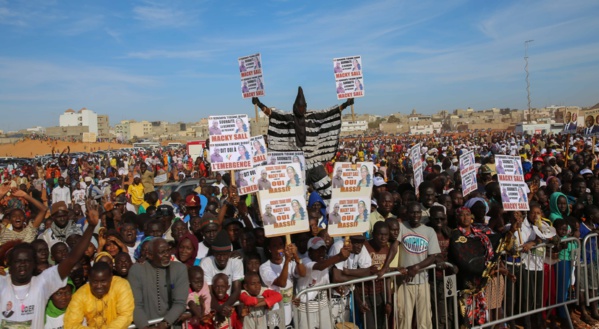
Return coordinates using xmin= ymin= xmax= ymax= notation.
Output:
xmin=0 ymin=139 xmax=132 ymax=158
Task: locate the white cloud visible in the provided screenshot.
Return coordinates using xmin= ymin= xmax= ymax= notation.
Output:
xmin=133 ymin=1 xmax=199 ymax=28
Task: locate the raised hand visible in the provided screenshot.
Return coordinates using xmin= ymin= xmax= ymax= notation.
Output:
xmin=86 ymin=199 xmax=100 ymax=226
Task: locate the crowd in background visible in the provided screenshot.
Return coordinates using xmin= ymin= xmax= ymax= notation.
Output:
xmin=0 ymin=130 xmax=598 ymax=328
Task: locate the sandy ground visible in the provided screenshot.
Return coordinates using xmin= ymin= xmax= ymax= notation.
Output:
xmin=0 ymin=139 xmax=132 ymax=158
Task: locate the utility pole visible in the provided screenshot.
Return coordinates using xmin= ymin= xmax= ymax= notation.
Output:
xmin=525 ymin=40 xmax=533 ymax=122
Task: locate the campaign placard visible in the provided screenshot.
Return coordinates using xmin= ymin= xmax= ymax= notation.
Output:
xmin=328 ymin=162 xmax=374 ymax=237
xmin=235 ymin=167 xmax=259 ymax=196
xmin=208 ymin=140 xmax=253 ymax=171
xmin=239 ymin=53 xmax=265 ymax=99
xmin=208 ymin=115 xmax=250 ymax=144
xmin=258 ymin=162 xmax=308 ymax=237
xmin=562 ymin=109 xmax=579 ymax=133
xmin=250 ymin=135 xmax=268 ymax=166
xmin=495 ymin=155 xmax=529 ymax=211
xmin=459 ymin=151 xmax=477 ymax=196
xmin=333 ymin=55 xmax=364 ymax=100
xmin=266 ymin=151 xmax=306 ymax=181
xmin=583 ymin=109 xmax=599 ymax=136
xmin=410 ymin=143 xmax=423 ymax=196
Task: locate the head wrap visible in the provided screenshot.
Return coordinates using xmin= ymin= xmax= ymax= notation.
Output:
xmin=134 ymin=236 xmax=153 ymax=261
xmin=210 ymin=230 xmax=232 ymax=252
xmin=175 ymin=232 xmax=199 ymax=267
xmin=45 ymin=278 xmax=76 ymax=322
xmin=464 ymin=197 xmax=489 ymax=215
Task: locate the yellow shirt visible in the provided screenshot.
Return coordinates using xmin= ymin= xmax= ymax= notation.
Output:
xmin=64 ymin=276 xmax=134 ymax=329
xmin=128 ymin=183 xmax=145 ymax=206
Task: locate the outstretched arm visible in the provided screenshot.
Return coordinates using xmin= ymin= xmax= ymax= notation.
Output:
xmin=339 ymin=98 xmax=354 ymax=111
xmin=252 ymin=97 xmax=271 ymax=116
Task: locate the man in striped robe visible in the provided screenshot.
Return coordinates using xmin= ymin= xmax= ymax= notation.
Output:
xmin=252 ymin=87 xmax=354 ymax=202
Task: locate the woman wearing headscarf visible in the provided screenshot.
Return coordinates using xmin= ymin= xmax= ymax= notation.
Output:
xmin=449 ymin=207 xmax=511 ymax=327
xmin=45 ymin=279 xmax=76 ymax=329
xmin=175 ymin=232 xmax=200 ymax=267
xmin=549 ymin=192 xmax=570 ymax=222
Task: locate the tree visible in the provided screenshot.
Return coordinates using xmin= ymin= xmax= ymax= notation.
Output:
xmin=387 ymin=115 xmax=400 ymax=123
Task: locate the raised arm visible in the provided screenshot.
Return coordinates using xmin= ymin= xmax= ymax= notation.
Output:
xmin=58 ymin=200 xmax=99 ymax=279
xmin=11 ymin=190 xmax=47 ymax=228
xmin=252 ymin=97 xmax=271 ymax=116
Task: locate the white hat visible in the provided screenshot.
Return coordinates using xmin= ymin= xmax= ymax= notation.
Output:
xmin=84 ymin=176 xmax=92 ymax=183
xmin=307 ymin=237 xmax=326 ymax=250
xmin=580 ymin=169 xmax=593 ymax=175
xmin=373 ymin=177 xmax=387 ymax=187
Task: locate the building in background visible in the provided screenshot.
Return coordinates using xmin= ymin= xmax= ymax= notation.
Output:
xmin=97 ymin=115 xmax=110 ymax=139
xmin=59 ymin=108 xmax=99 ymax=134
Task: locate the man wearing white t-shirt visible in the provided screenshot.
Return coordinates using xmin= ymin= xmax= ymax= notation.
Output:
xmin=296 ymin=237 xmax=350 ymax=329
xmin=200 ymin=230 xmax=243 ymax=321
xmin=0 ymin=200 xmax=98 ymax=328
xmin=329 ymin=236 xmax=376 ymax=323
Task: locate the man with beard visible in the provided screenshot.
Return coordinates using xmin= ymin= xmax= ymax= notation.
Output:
xmin=128 ymin=238 xmax=189 ymax=329
xmin=200 ymin=231 xmax=244 ymax=323
xmin=0 ymin=200 xmax=98 ymax=328
xmin=64 ymin=261 xmax=134 ymax=327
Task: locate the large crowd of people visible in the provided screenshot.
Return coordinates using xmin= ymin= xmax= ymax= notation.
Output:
xmin=0 ymin=130 xmax=597 ymax=329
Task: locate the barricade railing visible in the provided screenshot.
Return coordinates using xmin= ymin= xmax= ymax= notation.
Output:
xmin=472 ymin=237 xmax=581 ymax=329
xmin=127 ymin=237 xmax=583 ymax=329
xmin=292 ymin=262 xmax=459 ymax=329
xmin=582 ymin=232 xmax=599 ymax=307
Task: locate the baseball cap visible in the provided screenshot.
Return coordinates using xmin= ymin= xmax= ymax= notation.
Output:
xmin=156 ymin=204 xmax=174 ymax=216
xmin=580 ymin=168 xmax=593 ymax=175
xmin=51 ymin=201 xmax=68 ymax=216
xmin=349 ymin=235 xmax=366 ymax=242
xmin=115 ymin=189 xmax=126 ymax=197
xmin=185 ymin=195 xmax=201 ymax=207
xmin=307 ymin=237 xmax=326 ymax=250
xmin=223 ymin=217 xmax=243 ymax=228
xmin=373 ymin=177 xmax=387 ymax=187
xmin=84 ymin=176 xmax=92 ymax=183
xmin=533 ymin=157 xmax=544 ymax=163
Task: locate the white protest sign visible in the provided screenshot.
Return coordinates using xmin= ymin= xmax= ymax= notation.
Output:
xmin=495 ymin=155 xmax=529 ymax=211
xmin=333 ymin=55 xmax=364 ymax=100
xmin=258 ymin=162 xmax=309 ymax=237
xmin=266 ymin=151 xmax=306 ymax=181
xmin=328 ymin=162 xmax=374 ymax=237
xmin=410 ymin=143 xmax=423 ymax=196
xmin=208 ymin=114 xmax=252 ymax=171
xmin=459 ymin=151 xmax=477 ymax=196
xmin=235 ymin=167 xmax=260 ymax=196
xmin=250 ymin=135 xmax=267 ymax=166
xmin=239 ymin=53 xmax=265 ymax=99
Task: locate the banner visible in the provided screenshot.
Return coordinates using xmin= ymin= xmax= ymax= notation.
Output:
xmin=239 ymin=53 xmax=265 ymax=99
xmin=235 ymin=167 xmax=259 ymax=196
xmin=410 ymin=143 xmax=423 ymax=196
xmin=459 ymin=151 xmax=477 ymax=196
xmin=583 ymin=109 xmax=599 ymax=136
xmin=328 ymin=162 xmax=374 ymax=237
xmin=250 ymin=135 xmax=268 ymax=166
xmin=333 ymin=55 xmax=364 ymax=100
xmin=208 ymin=115 xmax=253 ymax=171
xmin=495 ymin=155 xmax=529 ymax=211
xmin=562 ymin=109 xmax=579 ymax=133
xmin=258 ymin=163 xmax=309 ymax=237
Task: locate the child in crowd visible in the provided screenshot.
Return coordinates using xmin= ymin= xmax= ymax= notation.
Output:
xmin=239 ymin=272 xmax=282 ymax=329
xmin=186 ymin=266 xmax=212 ymax=329
xmin=212 ymin=273 xmax=240 ymax=329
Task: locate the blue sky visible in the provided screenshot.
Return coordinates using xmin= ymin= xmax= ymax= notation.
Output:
xmin=1 ymin=0 xmax=599 ymax=131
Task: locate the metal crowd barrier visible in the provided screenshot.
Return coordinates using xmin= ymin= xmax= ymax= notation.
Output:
xmin=127 ymin=237 xmax=584 ymax=329
xmin=582 ymin=233 xmax=599 ymax=308
xmin=473 ymin=237 xmax=581 ymax=329
xmin=292 ymin=262 xmax=458 ymax=329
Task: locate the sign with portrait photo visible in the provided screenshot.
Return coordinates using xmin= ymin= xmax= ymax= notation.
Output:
xmin=333 ymin=55 xmax=364 ymax=100
xmin=250 ymin=135 xmax=268 ymax=166
xmin=239 ymin=53 xmax=265 ymax=99
xmin=459 ymin=151 xmax=477 ymax=196
xmin=327 ymin=162 xmax=374 ymax=237
xmin=257 ymin=163 xmax=308 ymax=237
xmin=410 ymin=143 xmax=424 ymax=196
xmin=583 ymin=109 xmax=599 ymax=136
xmin=208 ymin=115 xmax=251 ymax=143
xmin=235 ymin=167 xmax=260 ymax=196
xmin=562 ymin=109 xmax=579 ymax=133
xmin=208 ymin=140 xmax=253 ymax=171
xmin=495 ymin=155 xmax=529 ymax=211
